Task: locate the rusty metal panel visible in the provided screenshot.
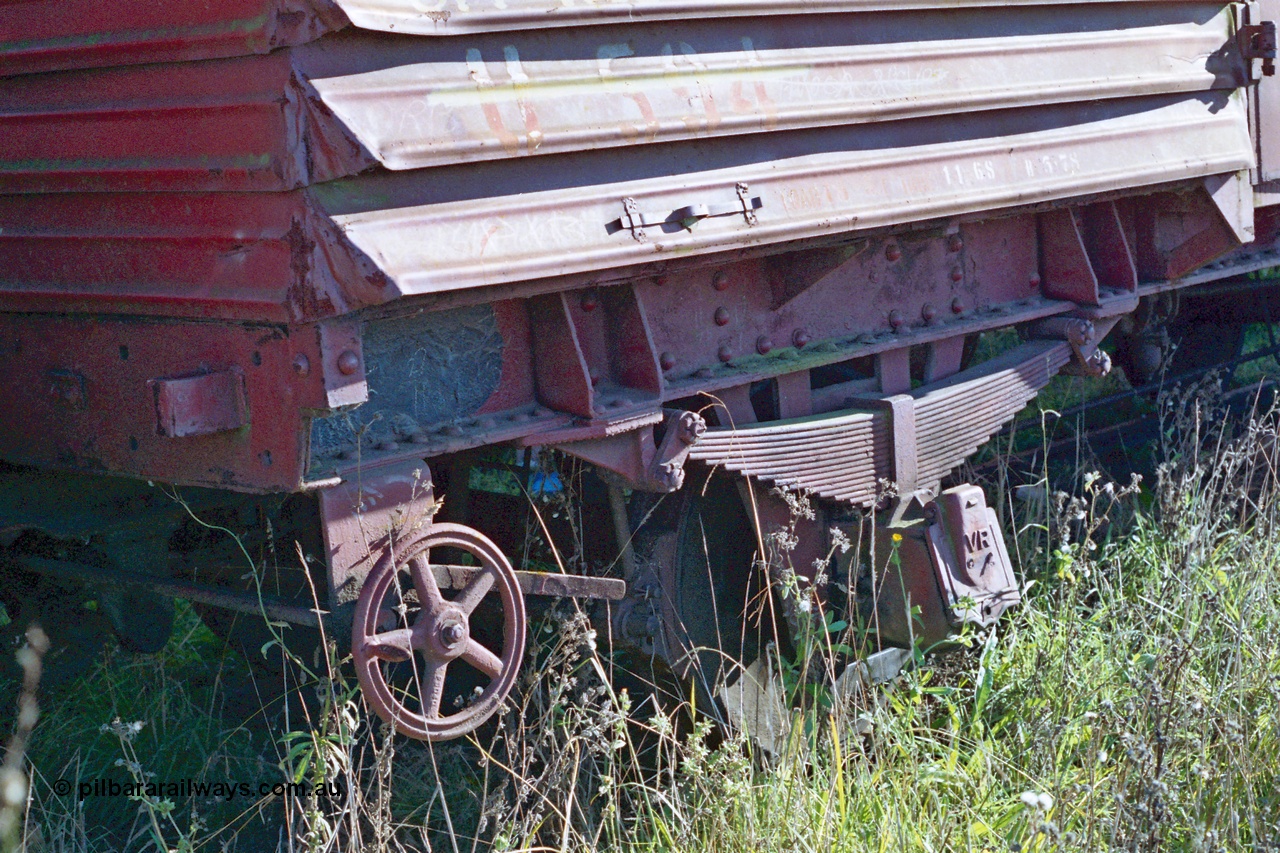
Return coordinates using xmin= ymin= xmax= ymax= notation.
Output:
xmin=0 ymin=6 xmax=1245 ymax=193
xmin=0 ymin=0 xmax=348 ymax=77
xmin=313 ymin=5 xmax=1243 ymax=173
xmin=0 ymin=93 xmax=1254 ymax=321
xmin=332 ymin=0 xmax=1225 ymax=37
xmin=0 ymin=51 xmax=376 ymax=193
xmin=320 ymin=93 xmax=1254 ymax=299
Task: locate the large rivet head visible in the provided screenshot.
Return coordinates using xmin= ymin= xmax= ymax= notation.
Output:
xmin=714 ymin=307 xmax=730 ymax=327
xmin=756 ymin=336 xmax=774 ymax=355
xmin=921 ymin=303 xmax=937 ymax=323
xmin=792 ymin=329 xmax=811 ymax=349
xmin=888 ymin=310 xmax=905 ymax=330
xmin=718 ymin=346 xmax=733 ymax=363
xmin=660 ymin=352 xmax=677 ymax=371
xmin=885 ymin=244 xmax=902 ymax=262
xmin=948 ymin=234 xmax=964 ymax=253
xmin=951 ymin=297 xmax=965 ymax=314
xmin=951 ymin=266 xmax=964 ymax=283
xmin=336 ymin=350 xmax=360 ymax=376
xmin=712 ymin=271 xmax=731 ymax=291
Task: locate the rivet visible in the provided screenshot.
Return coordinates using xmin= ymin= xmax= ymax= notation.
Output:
xmin=337 ymin=350 xmax=360 ymax=376
xmin=888 ymin=310 xmax=905 ymax=330
xmin=1029 ymin=273 xmax=1042 ymax=289
xmin=885 ymin=244 xmax=902 ymax=262
xmin=792 ymin=329 xmax=811 ymax=349
xmin=654 ymin=275 xmax=669 ymax=287
xmin=714 ymin=307 xmax=730 ymax=327
xmin=581 ymin=291 xmax=599 ymax=312
xmin=660 ymin=352 xmax=677 ymax=371
xmin=921 ymin=303 xmax=937 ymax=323
xmin=756 ymin=336 xmax=774 ymax=355
xmin=951 ymin=267 xmax=964 ymax=283
xmin=718 ymin=346 xmax=733 ymax=363
xmin=589 ymin=368 xmax=602 ymax=386
xmin=712 ymin=271 xmax=731 ymax=291
xmin=948 ymin=235 xmax=964 ymax=253
xmin=951 ymin=297 xmax=965 ymax=314
xmin=292 ymin=354 xmax=311 ymax=376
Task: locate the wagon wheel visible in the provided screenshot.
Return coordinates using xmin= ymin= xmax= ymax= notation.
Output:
xmin=352 ymin=523 xmax=526 ymax=741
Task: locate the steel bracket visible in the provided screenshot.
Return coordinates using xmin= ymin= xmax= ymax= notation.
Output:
xmin=318 ymin=458 xmax=436 ymax=609
xmin=552 ymin=409 xmax=706 ymax=493
xmin=1241 ymin=21 xmax=1277 ymax=76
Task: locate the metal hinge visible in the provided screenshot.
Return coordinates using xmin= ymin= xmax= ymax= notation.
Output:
xmin=1240 ymin=20 xmax=1277 ymax=76
xmin=614 ymin=184 xmax=763 ymax=243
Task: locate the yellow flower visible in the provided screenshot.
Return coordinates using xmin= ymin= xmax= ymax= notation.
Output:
xmin=892 ymin=533 xmax=903 ymax=543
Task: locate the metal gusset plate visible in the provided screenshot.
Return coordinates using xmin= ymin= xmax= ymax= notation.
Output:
xmin=352 ymin=523 xmax=525 ymax=742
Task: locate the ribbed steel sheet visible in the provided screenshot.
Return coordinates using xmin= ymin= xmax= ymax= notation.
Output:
xmin=335 ymin=0 xmax=1221 ymax=37
xmin=0 ymin=92 xmax=1255 ymax=321
xmin=0 ymin=0 xmax=348 ymax=77
xmin=0 ymin=0 xmax=1225 ymax=78
xmin=0 ymin=5 xmax=1243 ymax=194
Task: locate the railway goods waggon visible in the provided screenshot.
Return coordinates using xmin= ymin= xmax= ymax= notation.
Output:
xmin=1 ymin=0 xmax=1278 ymax=740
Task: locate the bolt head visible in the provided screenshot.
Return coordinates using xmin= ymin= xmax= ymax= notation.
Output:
xmin=336 ymin=350 xmax=360 ymax=376
xmin=756 ymin=336 xmax=774 ymax=355
xmin=714 ymin=307 xmax=730 ymax=327
xmin=292 ymin=354 xmax=311 ymax=376
xmin=441 ymin=622 xmax=466 ymax=647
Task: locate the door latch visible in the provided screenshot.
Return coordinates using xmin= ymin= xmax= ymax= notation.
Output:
xmin=614 ymin=183 xmax=763 ymax=243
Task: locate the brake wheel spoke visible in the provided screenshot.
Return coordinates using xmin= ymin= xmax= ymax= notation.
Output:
xmin=364 ymin=627 xmax=415 ymax=663
xmin=453 ymin=569 xmax=496 ymax=616
xmin=460 ymin=638 xmax=504 ymax=680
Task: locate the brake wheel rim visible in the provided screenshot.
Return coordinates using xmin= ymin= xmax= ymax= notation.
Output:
xmin=352 ymin=523 xmax=526 ymax=741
